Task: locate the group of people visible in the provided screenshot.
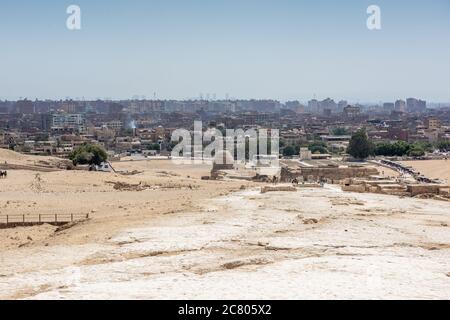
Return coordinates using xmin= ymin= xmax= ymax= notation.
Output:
xmin=380 ymin=160 xmax=432 ymax=183
xmin=291 ymin=177 xmax=325 ymax=186
xmin=0 ymin=170 xmax=7 ymax=178
xmin=381 ymin=160 xmax=416 ymax=176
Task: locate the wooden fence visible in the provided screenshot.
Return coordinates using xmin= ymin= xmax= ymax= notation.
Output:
xmin=0 ymin=213 xmax=89 ymax=228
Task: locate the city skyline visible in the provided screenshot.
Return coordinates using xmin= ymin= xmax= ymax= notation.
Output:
xmin=1 ymin=0 xmax=450 ymax=101
xmin=1 ymin=96 xmax=447 ymax=108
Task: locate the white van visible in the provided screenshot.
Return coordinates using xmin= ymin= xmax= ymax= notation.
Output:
xmin=91 ymin=162 xmax=112 ymax=172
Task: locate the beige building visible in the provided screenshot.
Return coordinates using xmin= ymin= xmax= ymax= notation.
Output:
xmin=425 ymin=117 xmax=441 ymax=130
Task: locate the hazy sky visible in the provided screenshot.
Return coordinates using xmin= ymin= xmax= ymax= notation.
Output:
xmin=1 ymin=0 xmax=449 ymax=102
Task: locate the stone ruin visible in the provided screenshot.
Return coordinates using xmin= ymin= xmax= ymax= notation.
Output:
xmin=210 ymin=150 xmax=235 ymax=180
xmin=341 ymin=177 xmax=450 ymax=201
xmin=280 ymin=165 xmax=378 ymax=184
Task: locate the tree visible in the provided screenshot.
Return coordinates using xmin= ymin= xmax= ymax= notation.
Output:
xmin=407 ymin=146 xmax=425 ymax=157
xmin=308 ymin=141 xmax=329 ymax=154
xmin=69 ymin=144 xmax=108 ymax=166
xmin=283 ymin=145 xmax=296 ymax=157
xmin=332 ymin=127 xmax=350 ymax=136
xmin=147 ymin=143 xmax=161 ymax=151
xmin=374 ymin=141 xmax=430 ymax=157
xmin=347 ymin=129 xmax=373 ymax=160
xmin=437 ymin=140 xmax=450 ymax=152
xmin=416 ymin=141 xmax=433 ymax=153
xmin=375 ymin=141 xmax=410 ymax=156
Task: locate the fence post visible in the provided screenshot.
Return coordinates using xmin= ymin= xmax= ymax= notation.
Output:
xmin=6 ymin=215 xmax=8 ymax=224
xmin=23 ymin=215 xmax=25 ymax=223
xmin=55 ymin=214 xmax=57 ymax=223
xmin=71 ymin=214 xmax=74 ymax=222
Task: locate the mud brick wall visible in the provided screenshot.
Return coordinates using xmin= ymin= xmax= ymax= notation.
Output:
xmin=407 ymin=184 xmax=441 ymax=196
xmin=281 ymin=166 xmax=378 ymax=182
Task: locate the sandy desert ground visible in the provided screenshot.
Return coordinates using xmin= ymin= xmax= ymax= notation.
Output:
xmin=0 ymin=151 xmax=449 ymax=300
xmin=400 ymin=160 xmax=450 ymax=183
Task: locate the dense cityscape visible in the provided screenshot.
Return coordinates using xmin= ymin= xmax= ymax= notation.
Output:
xmin=1 ymin=97 xmax=449 ymax=159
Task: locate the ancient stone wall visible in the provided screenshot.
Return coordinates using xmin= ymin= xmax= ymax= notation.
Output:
xmin=281 ymin=166 xmax=378 ymax=183
xmin=407 ymin=184 xmax=441 ymax=196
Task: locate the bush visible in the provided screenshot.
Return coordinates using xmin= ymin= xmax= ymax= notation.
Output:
xmin=308 ymin=141 xmax=329 ymax=154
xmin=69 ymin=144 xmax=108 ymax=166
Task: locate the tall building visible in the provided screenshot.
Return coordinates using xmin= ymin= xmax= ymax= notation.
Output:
xmin=285 ymin=101 xmax=301 ymax=110
xmin=383 ymin=103 xmax=395 ymax=113
xmin=108 ymin=103 xmax=124 ymax=114
xmin=285 ymin=101 xmax=305 ymax=114
xmin=40 ymin=114 xmax=53 ymax=131
xmin=338 ymin=100 xmax=348 ymax=113
xmin=406 ymin=98 xmax=427 ymax=113
xmin=344 ymin=105 xmax=361 ymax=119
xmin=14 ymin=99 xmax=34 ymax=114
xmin=316 ymin=98 xmax=337 ymax=114
xmin=323 ymin=109 xmax=332 ymax=117
xmin=308 ymin=99 xmax=319 ymax=113
xmin=307 ymin=98 xmax=337 ymax=114
xmin=0 ymin=105 xmax=8 ymax=114
xmin=61 ymin=101 xmax=77 ymax=113
xmin=395 ymin=100 xmax=406 ymax=112
xmin=51 ymin=113 xmax=85 ymax=133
